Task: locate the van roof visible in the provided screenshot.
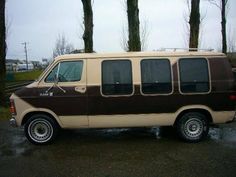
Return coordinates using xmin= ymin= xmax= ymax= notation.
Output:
xmin=55 ymin=51 xmax=226 ymax=61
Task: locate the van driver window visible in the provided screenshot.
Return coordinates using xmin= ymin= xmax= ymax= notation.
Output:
xmin=102 ymin=60 xmax=133 ymax=95
xmin=45 ymin=61 xmax=83 ymax=82
xmin=179 ymin=58 xmax=210 ymax=93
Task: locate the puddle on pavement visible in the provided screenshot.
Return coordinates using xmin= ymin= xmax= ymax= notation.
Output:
xmin=99 ymin=127 xmax=167 ymax=140
xmin=12 ymin=134 xmax=26 ymax=145
xmin=209 ymin=127 xmax=236 ymax=142
xmin=12 ymin=131 xmax=30 ymax=156
xmin=2 ymin=123 xmax=236 ymax=157
xmin=101 ymin=126 xmax=236 ymax=143
xmin=102 ymin=128 xmax=129 ymax=136
xmin=0 ymin=126 xmax=30 ymax=157
xmin=150 ymin=127 xmax=161 ymax=139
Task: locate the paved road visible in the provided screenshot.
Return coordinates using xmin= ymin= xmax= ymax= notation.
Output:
xmin=0 ymin=120 xmax=236 ymax=177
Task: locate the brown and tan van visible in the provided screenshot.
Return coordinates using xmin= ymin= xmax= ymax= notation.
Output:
xmin=9 ymin=51 xmax=236 ymax=144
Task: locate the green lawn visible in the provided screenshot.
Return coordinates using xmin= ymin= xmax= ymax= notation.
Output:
xmin=0 ymin=107 xmax=10 ymax=120
xmin=13 ymin=69 xmax=43 ymax=81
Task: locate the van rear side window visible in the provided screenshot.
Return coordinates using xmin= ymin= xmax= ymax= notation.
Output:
xmin=141 ymin=59 xmax=172 ymax=94
xmin=102 ymin=60 xmax=133 ymax=95
xmin=45 ymin=61 xmax=83 ymax=82
xmin=179 ymin=58 xmax=210 ymax=93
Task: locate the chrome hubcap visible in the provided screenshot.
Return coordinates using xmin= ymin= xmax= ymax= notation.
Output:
xmin=184 ymin=118 xmax=204 ymax=138
xmin=28 ymin=119 xmax=53 ymax=143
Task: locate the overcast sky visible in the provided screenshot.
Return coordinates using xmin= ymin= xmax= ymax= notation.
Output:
xmin=6 ymin=0 xmax=236 ymax=61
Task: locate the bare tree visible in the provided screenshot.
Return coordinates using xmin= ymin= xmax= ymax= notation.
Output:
xmin=5 ymin=14 xmax=11 ymax=54
xmin=183 ymin=0 xmax=207 ymax=50
xmin=53 ymin=34 xmax=74 ymax=58
xmin=208 ymin=0 xmax=228 ymax=53
xmin=228 ymin=27 xmax=236 ymax=53
xmin=140 ymin=19 xmax=149 ymax=51
xmin=0 ymin=0 xmax=6 ymax=107
xmin=121 ymin=24 xmax=129 ymax=51
xmin=189 ymin=0 xmax=201 ymax=49
xmin=121 ymin=19 xmax=149 ymax=51
xmin=81 ymin=0 xmax=93 ymax=53
xmin=127 ymin=0 xmax=141 ymax=51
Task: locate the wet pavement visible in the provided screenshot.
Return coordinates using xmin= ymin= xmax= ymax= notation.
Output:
xmin=0 ymin=120 xmax=236 ymax=177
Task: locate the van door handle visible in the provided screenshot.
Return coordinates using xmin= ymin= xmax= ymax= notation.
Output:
xmin=75 ymin=86 xmax=86 ymax=93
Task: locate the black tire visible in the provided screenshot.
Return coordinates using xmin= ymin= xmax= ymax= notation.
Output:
xmin=24 ymin=114 xmax=59 ymax=145
xmin=176 ymin=112 xmax=209 ymax=143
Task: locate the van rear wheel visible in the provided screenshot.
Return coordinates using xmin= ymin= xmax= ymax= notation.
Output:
xmin=24 ymin=114 xmax=58 ymax=145
xmin=176 ymin=112 xmax=209 ymax=142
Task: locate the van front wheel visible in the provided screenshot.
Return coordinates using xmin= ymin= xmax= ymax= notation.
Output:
xmin=24 ymin=114 xmax=58 ymax=145
xmin=176 ymin=112 xmax=209 ymax=142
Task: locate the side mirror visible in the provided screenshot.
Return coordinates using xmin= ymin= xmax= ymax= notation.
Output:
xmin=46 ymin=74 xmax=66 ymax=93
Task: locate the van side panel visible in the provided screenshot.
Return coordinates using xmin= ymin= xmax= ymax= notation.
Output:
xmin=87 ymin=86 xmax=235 ymax=113
xmin=87 ymin=57 xmax=235 ymax=115
xmin=14 ymin=85 xmax=88 ymax=116
xmin=208 ymin=57 xmax=235 ymax=112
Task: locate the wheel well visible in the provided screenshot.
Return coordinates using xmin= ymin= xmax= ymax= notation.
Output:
xmin=174 ymin=109 xmax=213 ymax=126
xmin=21 ymin=111 xmax=60 ymax=127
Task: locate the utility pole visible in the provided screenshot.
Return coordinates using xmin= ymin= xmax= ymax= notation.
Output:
xmin=21 ymin=42 xmax=28 ymax=70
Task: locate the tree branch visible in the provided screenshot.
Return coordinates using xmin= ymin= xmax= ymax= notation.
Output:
xmin=207 ymin=0 xmax=221 ymax=9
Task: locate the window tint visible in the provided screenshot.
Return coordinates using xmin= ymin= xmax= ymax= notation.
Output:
xmin=179 ymin=58 xmax=209 ymax=93
xmin=45 ymin=61 xmax=83 ymax=82
xmin=102 ymin=60 xmax=133 ymax=95
xmin=141 ymin=59 xmax=172 ymax=94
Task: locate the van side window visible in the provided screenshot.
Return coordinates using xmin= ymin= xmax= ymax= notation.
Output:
xmin=141 ymin=59 xmax=172 ymax=94
xmin=45 ymin=61 xmax=83 ymax=82
xmin=179 ymin=58 xmax=209 ymax=93
xmin=102 ymin=60 xmax=133 ymax=95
